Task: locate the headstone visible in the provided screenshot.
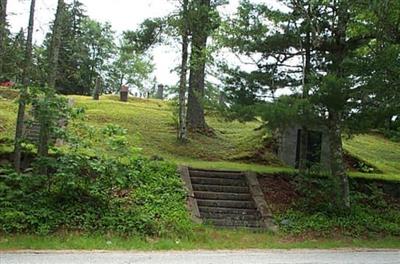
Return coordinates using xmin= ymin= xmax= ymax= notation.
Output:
xmin=156 ymin=84 xmax=164 ymax=100
xmin=120 ymin=85 xmax=129 ymax=102
xmin=93 ymin=77 xmax=101 ymax=100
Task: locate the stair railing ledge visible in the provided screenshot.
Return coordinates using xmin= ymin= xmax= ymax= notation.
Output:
xmin=179 ymin=166 xmax=202 ymax=224
xmin=245 ymin=171 xmax=278 ymax=232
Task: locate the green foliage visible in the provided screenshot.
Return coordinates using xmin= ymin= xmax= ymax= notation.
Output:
xmin=0 ymin=154 xmax=192 ymax=237
xmin=29 ymin=86 xmax=72 ymax=140
xmin=101 ymin=124 xmax=129 ymax=151
xmin=383 ymin=128 xmax=400 ymax=143
xmin=105 ymin=33 xmax=154 ymax=93
xmin=1 ymin=28 xmax=25 ymax=83
xmin=260 ymin=96 xmax=319 ymax=129
xmin=123 ymin=19 xmax=164 ymax=53
xmin=276 ymin=175 xmax=400 ymax=237
xmin=277 ymin=202 xmax=400 ymax=238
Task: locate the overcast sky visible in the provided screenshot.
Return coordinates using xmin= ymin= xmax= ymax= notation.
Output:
xmin=8 ymin=0 xmax=246 ymax=86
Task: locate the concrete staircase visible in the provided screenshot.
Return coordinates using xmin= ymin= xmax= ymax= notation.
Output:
xmin=180 ymin=167 xmax=275 ymax=230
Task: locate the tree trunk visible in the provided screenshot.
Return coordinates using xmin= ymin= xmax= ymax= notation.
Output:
xmin=0 ymin=0 xmax=7 ymax=76
xmin=13 ymin=0 xmax=36 ymax=172
xmin=37 ymin=112 xmax=50 ymax=175
xmin=298 ymin=15 xmax=312 ymax=174
xmin=47 ymin=0 xmax=64 ymax=90
xmin=328 ymin=110 xmax=350 ymax=210
xmin=186 ymin=0 xmax=210 ymax=132
xmin=178 ymin=0 xmax=189 ymax=142
xmin=327 ymin=1 xmax=350 ymax=210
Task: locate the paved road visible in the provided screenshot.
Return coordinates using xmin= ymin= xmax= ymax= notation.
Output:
xmin=1 ymin=250 xmax=399 ymax=264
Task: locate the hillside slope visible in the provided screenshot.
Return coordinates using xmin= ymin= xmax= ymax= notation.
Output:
xmin=0 ymin=88 xmax=399 ymax=180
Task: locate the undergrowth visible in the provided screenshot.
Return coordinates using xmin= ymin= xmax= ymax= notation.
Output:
xmin=275 ymin=174 xmax=400 ymax=238
xmin=0 ymin=155 xmax=192 ymax=237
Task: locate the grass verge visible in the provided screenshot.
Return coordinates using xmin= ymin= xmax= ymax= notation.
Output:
xmin=1 ymin=229 xmax=399 ymax=251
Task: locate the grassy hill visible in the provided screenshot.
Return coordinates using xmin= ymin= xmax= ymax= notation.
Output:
xmin=1 ymin=87 xmax=399 ymax=181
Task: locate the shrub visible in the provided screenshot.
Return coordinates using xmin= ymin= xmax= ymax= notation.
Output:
xmin=277 ymin=174 xmax=400 ymax=237
xmin=0 ymin=155 xmax=193 ymax=237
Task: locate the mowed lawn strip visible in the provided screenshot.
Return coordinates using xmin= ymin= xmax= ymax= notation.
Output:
xmin=1 ymin=230 xmax=400 ymax=250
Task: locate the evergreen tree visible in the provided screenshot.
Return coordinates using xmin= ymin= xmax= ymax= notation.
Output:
xmin=219 ymin=0 xmax=395 ymax=210
xmin=47 ymin=0 xmax=66 ymax=89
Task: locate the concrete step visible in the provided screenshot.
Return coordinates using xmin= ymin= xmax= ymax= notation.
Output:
xmin=201 ymin=212 xmax=260 ymax=221
xmin=192 ymin=184 xmax=250 ymax=193
xmin=194 ymin=191 xmax=252 ymax=201
xmin=196 ymin=199 xmax=256 ymax=209
xmin=189 ymin=169 xmax=244 ymax=180
xmin=190 ymin=177 xmax=247 ymax=187
xmin=198 ymin=206 xmax=259 ymax=215
xmin=206 ymin=219 xmax=262 ymax=228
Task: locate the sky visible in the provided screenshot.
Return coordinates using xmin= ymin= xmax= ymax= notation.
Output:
xmin=8 ymin=0 xmax=243 ymax=86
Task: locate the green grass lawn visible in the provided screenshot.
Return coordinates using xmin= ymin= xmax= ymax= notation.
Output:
xmin=0 ymin=95 xmax=17 ymax=139
xmin=344 ymin=134 xmax=400 ymax=181
xmin=1 ymin=88 xmax=399 ymax=181
xmin=1 ymin=230 xmax=400 ymax=250
xmin=70 ymin=95 xmax=265 ymax=163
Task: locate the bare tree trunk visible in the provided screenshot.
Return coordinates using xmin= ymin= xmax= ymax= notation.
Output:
xmin=327 ymin=1 xmax=350 ymax=210
xmin=186 ymin=0 xmax=210 ymax=132
xmin=298 ymin=28 xmax=312 ymax=174
xmin=47 ymin=0 xmax=64 ymax=89
xmin=178 ymin=0 xmax=189 ymax=142
xmin=0 ymin=0 xmax=7 ymax=76
xmin=13 ymin=0 xmax=36 ymax=172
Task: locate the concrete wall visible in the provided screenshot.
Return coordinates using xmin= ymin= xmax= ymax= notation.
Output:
xmin=278 ymin=124 xmax=331 ymax=171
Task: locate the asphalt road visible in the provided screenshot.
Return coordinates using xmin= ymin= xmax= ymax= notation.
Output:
xmin=1 ymin=250 xmax=399 ymax=264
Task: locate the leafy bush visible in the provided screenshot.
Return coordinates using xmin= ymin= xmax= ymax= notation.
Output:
xmin=277 ymin=204 xmax=400 ymax=237
xmin=383 ymin=128 xmax=400 ymax=142
xmin=292 ymin=173 xmax=339 ymax=214
xmin=0 ymin=155 xmax=193 ymax=237
xmin=277 ymin=174 xmax=400 ymax=237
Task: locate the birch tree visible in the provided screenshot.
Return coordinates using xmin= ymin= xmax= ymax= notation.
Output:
xmin=177 ymin=0 xmax=189 ymax=142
